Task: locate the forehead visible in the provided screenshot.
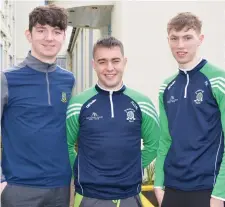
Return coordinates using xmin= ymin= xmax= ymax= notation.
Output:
xmin=169 ymin=27 xmax=199 ymax=37
xmin=94 ymin=46 xmax=123 ymax=60
xmin=34 ymin=23 xmax=61 ymax=30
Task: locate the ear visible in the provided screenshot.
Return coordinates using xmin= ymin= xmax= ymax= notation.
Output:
xmin=123 ymin=57 xmax=127 ymax=68
xmin=199 ymin=34 xmax=204 ymax=43
xmin=92 ymin=59 xmax=96 ymax=71
xmin=25 ymin=29 xmax=32 ymax=43
xmin=197 ymin=34 xmax=204 ymax=47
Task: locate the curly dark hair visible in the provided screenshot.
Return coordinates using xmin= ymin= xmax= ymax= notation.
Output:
xmin=29 ymin=4 xmax=68 ymax=32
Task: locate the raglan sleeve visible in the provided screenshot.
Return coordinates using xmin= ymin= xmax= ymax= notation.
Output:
xmin=211 ymin=74 xmax=225 ymax=200
xmin=66 ymin=98 xmax=82 ymax=172
xmin=154 ymin=90 xmax=172 ymax=189
xmin=140 ymin=98 xmax=160 ymax=168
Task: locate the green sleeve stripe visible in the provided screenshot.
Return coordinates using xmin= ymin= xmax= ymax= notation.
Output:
xmin=140 ymin=109 xmax=159 ymax=127
xmin=67 ymin=103 xmax=83 ymax=110
xmin=67 ymin=111 xmax=80 ymax=120
xmin=210 ymin=77 xmax=225 ymax=94
xmin=138 ymin=103 xmax=159 ymax=125
xmin=67 ymin=107 xmax=82 ymax=115
xmin=142 ymin=111 xmax=159 ymax=126
xmin=138 ymin=102 xmax=158 ymax=117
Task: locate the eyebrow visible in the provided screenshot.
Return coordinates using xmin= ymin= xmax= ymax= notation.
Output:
xmin=97 ymin=58 xmax=121 ymax=62
xmin=35 ymin=26 xmax=61 ymax=30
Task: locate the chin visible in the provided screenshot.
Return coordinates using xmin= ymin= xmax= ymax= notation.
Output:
xmin=41 ymin=51 xmax=57 ymax=58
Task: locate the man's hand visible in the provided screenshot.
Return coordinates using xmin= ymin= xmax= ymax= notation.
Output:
xmin=1 ymin=181 xmax=7 ymax=195
xmin=154 ymin=188 xmax=165 ymax=207
xmin=210 ymin=197 xmax=224 ymax=207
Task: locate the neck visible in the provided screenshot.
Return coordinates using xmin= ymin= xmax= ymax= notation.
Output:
xmin=179 ymin=56 xmax=202 ymax=70
xmin=97 ymin=81 xmax=123 ymax=91
xmin=31 ymin=50 xmax=56 ymax=64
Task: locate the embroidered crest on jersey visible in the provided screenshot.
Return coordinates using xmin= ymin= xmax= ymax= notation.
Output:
xmin=124 ymin=108 xmax=136 ymax=122
xmin=61 ymin=92 xmax=67 ymax=103
xmin=194 ymin=89 xmax=204 ymax=104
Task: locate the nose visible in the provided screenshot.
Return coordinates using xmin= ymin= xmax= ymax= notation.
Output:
xmin=177 ymin=39 xmax=184 ymax=48
xmin=107 ymin=61 xmax=114 ymax=71
xmin=45 ymin=32 xmax=54 ymax=41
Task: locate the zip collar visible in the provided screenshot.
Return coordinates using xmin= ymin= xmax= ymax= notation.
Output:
xmin=95 ymin=83 xmax=126 ymax=95
xmin=179 ymin=59 xmax=207 ymax=76
xmin=23 ymin=51 xmax=57 ymax=73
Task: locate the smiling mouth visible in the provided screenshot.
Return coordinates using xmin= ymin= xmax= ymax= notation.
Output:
xmin=105 ymin=74 xmax=116 ymax=78
xmin=177 ymin=52 xmax=187 ymax=57
xmin=42 ymin=45 xmax=55 ymax=47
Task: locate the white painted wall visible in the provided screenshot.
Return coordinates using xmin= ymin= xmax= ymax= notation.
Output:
xmin=111 ymin=1 xmax=225 ymax=109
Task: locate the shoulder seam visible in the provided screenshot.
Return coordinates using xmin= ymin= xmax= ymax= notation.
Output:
xmin=57 ymin=65 xmax=73 ymax=74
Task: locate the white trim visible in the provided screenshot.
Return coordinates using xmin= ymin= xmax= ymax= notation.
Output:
xmin=211 ymin=85 xmax=225 ymax=95
xmin=210 ymin=80 xmax=225 ymax=89
xmin=211 ymin=195 xmax=225 ymax=201
xmin=66 ymin=111 xmax=80 ymax=119
xmin=210 ymin=77 xmax=225 ymax=83
xmin=67 ymin=107 xmax=81 ymax=115
xmin=184 ymin=73 xmax=189 ymax=98
xmin=67 ymin=103 xmax=83 ymax=110
xmin=109 ymin=91 xmax=114 ymax=118
xmin=141 ymin=109 xmax=159 ymax=126
xmin=153 ymin=186 xmax=164 ymax=189
xmin=139 ymin=105 xmax=158 ymax=121
xmin=213 ymin=131 xmax=222 ymax=185
xmin=138 ymin=102 xmax=158 ymax=116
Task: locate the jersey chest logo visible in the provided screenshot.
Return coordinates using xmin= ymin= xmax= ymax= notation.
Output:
xmin=61 ymin=92 xmax=67 ymax=103
xmin=124 ymin=108 xmax=136 ymax=122
xmin=194 ymin=89 xmax=204 ymax=104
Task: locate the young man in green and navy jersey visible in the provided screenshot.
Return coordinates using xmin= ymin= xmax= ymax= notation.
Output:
xmin=154 ymin=12 xmax=225 ymax=207
xmin=66 ymin=36 xmax=160 ymax=207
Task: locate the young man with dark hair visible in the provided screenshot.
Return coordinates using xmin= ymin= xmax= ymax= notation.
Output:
xmin=66 ymin=36 xmax=160 ymax=207
xmin=154 ymin=12 xmax=225 ymax=207
xmin=1 ymin=4 xmax=75 ymax=207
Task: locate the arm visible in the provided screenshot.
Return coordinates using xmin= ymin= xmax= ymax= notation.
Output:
xmin=211 ymin=82 xmax=225 ymax=201
xmin=66 ymin=100 xmax=81 ymax=172
xmin=154 ymin=92 xmax=172 ymax=206
xmin=141 ymin=99 xmax=160 ymax=168
xmin=1 ymin=72 xmax=8 ymax=121
xmin=1 ymin=72 xmax=8 ymax=184
xmin=154 ymin=92 xmax=172 ymax=188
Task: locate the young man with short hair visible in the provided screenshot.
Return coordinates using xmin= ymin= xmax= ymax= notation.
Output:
xmin=66 ymin=36 xmax=160 ymax=207
xmin=154 ymin=12 xmax=225 ymax=207
xmin=1 ymin=4 xmax=75 ymax=207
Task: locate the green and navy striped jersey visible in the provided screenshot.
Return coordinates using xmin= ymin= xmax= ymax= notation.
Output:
xmin=155 ymin=59 xmax=225 ymax=200
xmin=66 ymin=84 xmax=160 ymax=200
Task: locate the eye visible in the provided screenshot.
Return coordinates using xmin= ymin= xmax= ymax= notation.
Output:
xmin=55 ymin=31 xmax=62 ymax=35
xmin=37 ymin=30 xmax=44 ymax=33
xmin=184 ymin=36 xmax=192 ymax=40
xmin=170 ymin=37 xmax=177 ymax=41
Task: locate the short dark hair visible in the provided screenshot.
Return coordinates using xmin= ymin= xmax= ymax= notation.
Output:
xmin=29 ymin=4 xmax=68 ymax=32
xmin=167 ymin=12 xmax=202 ymax=34
xmin=93 ymin=36 xmax=124 ymax=58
